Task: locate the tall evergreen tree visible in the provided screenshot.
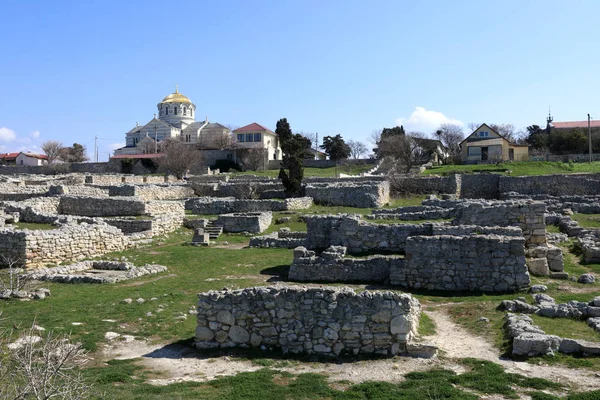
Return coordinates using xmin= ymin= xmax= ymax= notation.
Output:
xmin=277 ymin=118 xmax=310 ymax=197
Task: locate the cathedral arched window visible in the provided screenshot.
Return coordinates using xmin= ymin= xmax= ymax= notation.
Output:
xmin=174 ymin=107 xmax=178 ymax=115
xmin=166 ymin=107 xmax=169 ymax=115
xmin=183 ymin=107 xmax=187 ymax=115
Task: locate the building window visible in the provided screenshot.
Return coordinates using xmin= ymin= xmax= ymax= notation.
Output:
xmin=246 ymin=133 xmax=253 ymax=142
xmin=237 ymin=134 xmax=245 ymax=142
xmin=479 ymin=131 xmax=489 ymax=137
xmin=185 ymin=134 xmax=191 ymax=142
xmin=174 ymin=107 xmax=178 ymax=115
xmin=468 ymin=146 xmax=482 ymax=157
xmin=254 ymin=133 xmax=261 ymax=142
xmin=183 ymin=107 xmax=187 ymax=115
xmin=166 ymin=107 xmax=169 ymax=115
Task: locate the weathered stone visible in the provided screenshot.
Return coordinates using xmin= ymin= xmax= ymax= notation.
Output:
xmin=228 ymin=325 xmax=250 ymax=343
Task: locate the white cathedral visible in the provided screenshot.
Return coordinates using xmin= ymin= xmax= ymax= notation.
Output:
xmin=113 ymin=87 xmax=231 ymax=155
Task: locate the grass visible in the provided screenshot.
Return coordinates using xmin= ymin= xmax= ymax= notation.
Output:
xmin=0 ymin=227 xmax=294 ymax=351
xmin=13 ymin=221 xmax=57 ymax=230
xmin=572 ymin=213 xmax=600 ymax=228
xmin=423 ymin=161 xmax=600 ymax=177
xmin=82 ymin=357 xmax=576 ymax=400
xmin=530 ymin=314 xmax=600 ymax=342
xmin=233 ymin=164 xmax=375 ymax=178
xmin=418 ymin=312 xmax=436 ymax=336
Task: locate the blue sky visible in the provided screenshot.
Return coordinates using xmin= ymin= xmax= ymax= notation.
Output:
xmin=1 ymin=0 xmax=599 ymax=161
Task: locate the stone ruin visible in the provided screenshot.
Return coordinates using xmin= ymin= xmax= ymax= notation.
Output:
xmin=502 ymin=294 xmax=600 ymax=357
xmin=24 ymin=260 xmax=168 ymax=284
xmin=195 ymin=286 xmax=428 ymax=357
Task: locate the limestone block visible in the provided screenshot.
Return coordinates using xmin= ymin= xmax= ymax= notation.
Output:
xmin=527 ymin=258 xmax=549 ymax=276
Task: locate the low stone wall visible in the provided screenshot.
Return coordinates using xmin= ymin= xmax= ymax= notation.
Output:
xmin=389 ymin=235 xmax=529 ymax=292
xmin=0 ymin=222 xmax=131 ymax=268
xmin=461 ymin=174 xmax=500 ymax=199
xmin=58 ymin=196 xmax=184 ymax=217
xmin=215 ymin=212 xmax=272 ymax=233
xmin=195 ymin=286 xmax=421 ymax=357
xmin=103 ymin=218 xmax=153 ymax=234
xmin=186 ymin=197 xmax=313 ymax=214
xmin=305 ymin=181 xmax=390 ymax=208
xmin=24 ymin=260 xmax=168 ymax=283
xmin=59 ymin=196 xmax=146 ymax=216
xmin=453 ymin=200 xmax=547 ymax=246
xmin=84 ymin=174 xmax=174 ymax=185
xmin=289 ymin=246 xmax=394 ymax=283
xmin=304 ymin=215 xmax=433 ymax=254
xmin=499 ymin=174 xmax=600 ymax=197
xmin=108 ymin=184 xmax=194 ymax=200
xmin=388 ymin=175 xmax=459 ymax=196
xmin=48 ymin=185 xmax=109 ymax=197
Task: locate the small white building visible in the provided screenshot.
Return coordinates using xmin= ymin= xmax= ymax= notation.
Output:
xmin=233 ymin=123 xmax=282 ymax=161
xmin=16 ymin=152 xmax=48 ymax=166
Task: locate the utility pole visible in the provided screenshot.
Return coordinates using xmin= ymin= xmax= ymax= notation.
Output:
xmin=94 ymin=136 xmax=98 ymax=162
xmin=589 ymin=113 xmax=593 ymax=163
xmin=315 ymin=132 xmax=319 ymax=159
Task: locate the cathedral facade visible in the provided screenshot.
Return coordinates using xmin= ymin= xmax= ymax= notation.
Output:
xmin=113 ymin=87 xmax=231 ymax=155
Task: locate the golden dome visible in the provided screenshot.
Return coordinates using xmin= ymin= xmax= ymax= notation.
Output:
xmin=160 ymin=86 xmax=192 ymax=104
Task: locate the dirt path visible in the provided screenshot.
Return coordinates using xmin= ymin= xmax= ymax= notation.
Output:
xmin=424 ymin=309 xmax=600 ymax=391
xmin=98 ymin=308 xmax=600 ymax=391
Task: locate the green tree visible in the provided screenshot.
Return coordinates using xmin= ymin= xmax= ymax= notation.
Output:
xmin=525 ymin=125 xmax=547 ymax=150
xmin=320 ymin=134 xmax=351 ymax=161
xmin=277 ymin=118 xmax=311 ymax=197
xmin=374 ymin=125 xmax=406 ymax=158
xmin=59 ymin=143 xmax=89 ymax=162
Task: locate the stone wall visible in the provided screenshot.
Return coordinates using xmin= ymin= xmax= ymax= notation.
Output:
xmin=289 ymin=246 xmax=394 ymax=283
xmin=388 ymin=175 xmax=459 ymax=196
xmin=499 ymin=174 xmax=600 ymax=197
xmin=453 ymin=200 xmax=547 ymax=246
xmin=304 ymin=215 xmax=432 ymax=254
xmin=461 ymin=174 xmax=500 ymax=199
xmin=58 ymin=196 xmax=146 ymax=216
xmin=389 ymin=235 xmax=529 ymax=292
xmin=305 ymin=181 xmax=390 ymax=208
xmin=186 ymin=197 xmax=313 ymax=214
xmin=195 ymin=286 xmax=421 ymax=357
xmin=215 ymin=212 xmax=272 ymax=233
xmin=58 ymin=196 xmax=184 ymax=217
xmin=0 ymin=222 xmax=131 ymax=268
xmin=107 ymin=184 xmax=194 ymax=200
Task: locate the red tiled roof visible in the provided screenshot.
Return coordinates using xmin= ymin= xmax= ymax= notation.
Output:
xmin=0 ymin=152 xmax=20 ymax=160
xmin=22 ymin=153 xmax=48 ymax=160
xmin=233 ymin=123 xmax=274 ymax=134
xmin=110 ymin=153 xmax=165 ymax=159
xmin=553 ymin=120 xmax=600 ymax=129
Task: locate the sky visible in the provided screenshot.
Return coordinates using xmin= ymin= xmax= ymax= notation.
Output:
xmin=1 ymin=0 xmax=599 ymax=161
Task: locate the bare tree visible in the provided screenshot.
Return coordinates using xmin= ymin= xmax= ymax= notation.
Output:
xmin=0 ymin=256 xmax=31 ymax=293
xmin=237 ymin=148 xmax=268 ymax=171
xmin=1 ymin=321 xmax=93 ymax=400
xmin=156 ymin=138 xmax=205 ymax=179
xmin=379 ymin=132 xmax=427 ymax=173
xmin=211 ymin=131 xmax=234 ymax=150
xmin=435 ymin=123 xmax=464 ymax=157
xmin=467 ymin=122 xmax=480 ymax=132
xmin=347 ymin=140 xmax=368 ymax=159
xmin=41 ymin=141 xmax=64 ymax=164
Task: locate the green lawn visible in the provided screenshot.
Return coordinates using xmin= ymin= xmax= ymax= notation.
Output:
xmin=233 ymin=164 xmax=375 ymax=178
xmin=572 ymin=213 xmax=600 ymax=228
xmin=423 ymin=161 xmax=600 ymax=176
xmin=81 ymin=357 xmax=576 ymax=400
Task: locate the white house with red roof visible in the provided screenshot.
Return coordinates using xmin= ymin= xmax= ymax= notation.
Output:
xmin=0 ymin=152 xmax=48 ymax=166
xmin=233 ymin=123 xmax=282 ymax=161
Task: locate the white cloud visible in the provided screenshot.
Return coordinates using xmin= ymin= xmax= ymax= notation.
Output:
xmin=0 ymin=127 xmax=17 ymax=142
xmin=396 ymin=107 xmax=463 ymax=134
xmin=108 ymin=142 xmax=125 ymax=151
xmin=30 ymin=130 xmax=40 ymax=139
